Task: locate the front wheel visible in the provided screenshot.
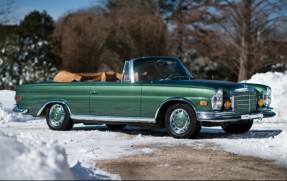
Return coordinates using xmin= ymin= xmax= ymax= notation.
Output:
xmin=46 ymin=104 xmax=74 ymax=130
xmin=165 ymin=103 xmax=201 ymax=139
xmin=221 ymin=120 xmax=253 ymax=134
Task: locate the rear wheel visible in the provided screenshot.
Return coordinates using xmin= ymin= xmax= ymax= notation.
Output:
xmin=165 ymin=103 xmax=201 ymax=139
xmin=106 ymin=124 xmax=126 ymax=130
xmin=46 ymin=104 xmax=74 ymax=130
xmin=221 ymin=120 xmax=253 ymax=134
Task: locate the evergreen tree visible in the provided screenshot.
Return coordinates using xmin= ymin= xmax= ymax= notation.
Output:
xmin=0 ymin=10 xmax=60 ymax=90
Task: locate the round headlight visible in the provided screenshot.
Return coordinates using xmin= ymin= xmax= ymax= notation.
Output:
xmin=211 ymin=89 xmax=223 ymax=110
xmin=263 ymin=87 xmax=271 ymax=107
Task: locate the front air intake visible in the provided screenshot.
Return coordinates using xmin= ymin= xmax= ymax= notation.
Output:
xmin=232 ymin=89 xmax=257 ymax=114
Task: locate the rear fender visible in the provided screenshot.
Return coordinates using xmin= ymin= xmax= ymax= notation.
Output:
xmin=37 ymin=100 xmax=71 ymax=116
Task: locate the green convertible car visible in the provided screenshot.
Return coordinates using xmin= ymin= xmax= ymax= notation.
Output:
xmin=13 ymin=56 xmax=276 ymax=138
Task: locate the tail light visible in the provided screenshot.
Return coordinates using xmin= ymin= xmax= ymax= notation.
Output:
xmin=15 ymin=96 xmax=22 ymax=101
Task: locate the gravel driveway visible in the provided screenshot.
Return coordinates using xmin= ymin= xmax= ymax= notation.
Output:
xmin=97 ymin=145 xmax=287 ymax=180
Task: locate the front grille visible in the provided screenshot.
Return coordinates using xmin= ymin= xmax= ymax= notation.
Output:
xmin=232 ymin=90 xmax=257 ymax=114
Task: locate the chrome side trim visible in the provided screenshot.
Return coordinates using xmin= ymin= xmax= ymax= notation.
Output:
xmin=70 ymin=115 xmax=155 ymax=124
xmin=12 ymin=105 xmax=28 ymax=114
xmin=37 ymin=100 xmax=71 ymax=116
xmin=154 ymin=98 xmax=197 ymax=120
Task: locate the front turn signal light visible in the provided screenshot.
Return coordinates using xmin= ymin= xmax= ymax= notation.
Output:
xmin=224 ymin=100 xmax=231 ymax=109
xmin=200 ymin=101 xmax=208 ymax=106
xmin=258 ymin=98 xmax=264 ymax=107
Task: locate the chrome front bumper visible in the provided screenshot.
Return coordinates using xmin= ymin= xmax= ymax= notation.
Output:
xmin=12 ymin=105 xmax=28 ymax=114
xmin=197 ymin=108 xmax=276 ymax=122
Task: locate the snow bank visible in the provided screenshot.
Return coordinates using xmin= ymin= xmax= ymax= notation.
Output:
xmin=0 ymin=90 xmax=15 ymax=109
xmin=0 ymin=90 xmax=35 ymax=124
xmin=247 ymin=72 xmax=287 ymax=122
xmin=0 ymin=131 xmax=74 ymax=180
xmin=0 ymin=105 xmax=34 ymax=124
xmin=213 ymin=126 xmax=287 ymax=165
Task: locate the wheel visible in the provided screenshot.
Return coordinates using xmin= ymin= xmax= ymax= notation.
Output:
xmin=221 ymin=120 xmax=253 ymax=134
xmin=106 ymin=124 xmax=126 ymax=130
xmin=165 ymin=103 xmax=201 ymax=139
xmin=46 ymin=104 xmax=74 ymax=130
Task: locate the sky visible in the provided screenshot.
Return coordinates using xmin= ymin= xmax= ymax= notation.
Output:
xmin=14 ymin=0 xmax=105 ymax=23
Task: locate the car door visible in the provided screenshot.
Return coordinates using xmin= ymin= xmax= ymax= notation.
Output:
xmin=89 ymin=82 xmax=141 ymax=117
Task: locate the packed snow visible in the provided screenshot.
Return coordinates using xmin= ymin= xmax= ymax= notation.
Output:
xmin=0 ymin=131 xmax=73 ymax=180
xmin=246 ymin=71 xmax=287 ymax=123
xmin=0 ymin=71 xmax=287 ymax=180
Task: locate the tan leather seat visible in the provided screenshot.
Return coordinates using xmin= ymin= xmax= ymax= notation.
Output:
xmin=134 ymin=72 xmax=149 ymax=82
xmin=101 ymin=71 xmax=118 ymax=82
xmin=53 ymin=71 xmax=82 ymax=82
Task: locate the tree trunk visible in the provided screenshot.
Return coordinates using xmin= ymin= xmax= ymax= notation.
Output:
xmin=238 ymin=0 xmax=252 ymax=82
xmin=238 ymin=36 xmax=248 ymax=81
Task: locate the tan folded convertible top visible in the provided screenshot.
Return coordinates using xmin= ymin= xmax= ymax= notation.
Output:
xmin=53 ymin=71 xmax=122 ymax=82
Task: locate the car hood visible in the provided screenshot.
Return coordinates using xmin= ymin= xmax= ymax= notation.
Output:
xmin=153 ymin=79 xmax=246 ymax=91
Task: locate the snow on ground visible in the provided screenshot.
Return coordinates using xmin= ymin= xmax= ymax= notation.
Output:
xmin=0 ymin=71 xmax=287 ymax=180
xmin=0 ymin=131 xmax=73 ymax=180
xmin=246 ymin=71 xmax=287 ymax=123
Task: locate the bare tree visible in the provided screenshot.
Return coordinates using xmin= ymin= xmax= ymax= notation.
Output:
xmin=53 ymin=12 xmax=111 ymax=72
xmin=0 ymin=0 xmax=17 ymax=25
xmin=53 ymin=3 xmax=169 ymax=73
xmin=212 ymin=0 xmax=287 ymax=81
xmin=158 ymin=0 xmax=287 ymax=81
xmin=157 ymin=0 xmax=222 ymax=79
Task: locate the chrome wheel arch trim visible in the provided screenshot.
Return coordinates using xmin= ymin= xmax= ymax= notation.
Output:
xmin=37 ymin=100 xmax=71 ymax=116
xmin=154 ymin=98 xmax=197 ymax=121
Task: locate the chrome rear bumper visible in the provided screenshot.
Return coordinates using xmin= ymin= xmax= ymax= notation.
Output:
xmin=12 ymin=105 xmax=28 ymax=114
xmin=197 ymin=108 xmax=276 ymax=122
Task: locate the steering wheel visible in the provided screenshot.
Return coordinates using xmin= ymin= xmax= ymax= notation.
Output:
xmin=165 ymin=73 xmax=184 ymax=80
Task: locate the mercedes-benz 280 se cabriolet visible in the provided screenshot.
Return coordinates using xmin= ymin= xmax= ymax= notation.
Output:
xmin=13 ymin=56 xmax=276 ymax=138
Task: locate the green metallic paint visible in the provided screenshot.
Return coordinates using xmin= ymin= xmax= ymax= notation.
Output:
xmin=13 ymin=56 xmax=275 ymax=134
xmin=16 ymin=82 xmax=92 ymax=116
xmin=49 ymin=104 xmax=65 ymax=126
xmin=15 ymin=79 xmax=269 ymax=118
xmin=90 ymin=82 xmax=141 ymax=117
xmin=246 ymin=83 xmax=269 ymax=95
xmin=141 ymin=82 xmax=216 ymax=117
xmin=173 ymin=111 xmax=186 ymax=128
xmin=169 ymin=108 xmax=190 ymax=134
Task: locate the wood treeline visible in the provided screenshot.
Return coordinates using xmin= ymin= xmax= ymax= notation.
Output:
xmin=52 ymin=0 xmax=287 ymax=81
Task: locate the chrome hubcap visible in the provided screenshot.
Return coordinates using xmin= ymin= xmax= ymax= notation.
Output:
xmin=170 ymin=108 xmax=190 ymax=135
xmin=49 ymin=104 xmax=65 ymax=127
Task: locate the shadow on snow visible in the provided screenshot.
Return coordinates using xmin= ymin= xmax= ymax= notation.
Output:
xmin=72 ymin=124 xmax=282 ymax=140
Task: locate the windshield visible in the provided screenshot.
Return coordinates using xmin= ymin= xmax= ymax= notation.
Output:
xmin=133 ymin=57 xmax=193 ymax=82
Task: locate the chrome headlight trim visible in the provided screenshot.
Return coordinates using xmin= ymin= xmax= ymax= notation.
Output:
xmin=211 ymin=88 xmax=223 ymax=110
xmin=263 ymin=87 xmax=271 ymax=107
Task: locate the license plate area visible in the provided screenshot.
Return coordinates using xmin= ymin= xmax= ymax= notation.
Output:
xmin=241 ymin=114 xmax=263 ymax=120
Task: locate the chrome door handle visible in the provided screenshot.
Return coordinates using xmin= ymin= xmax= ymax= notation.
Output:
xmin=90 ymin=91 xmax=99 ymax=95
